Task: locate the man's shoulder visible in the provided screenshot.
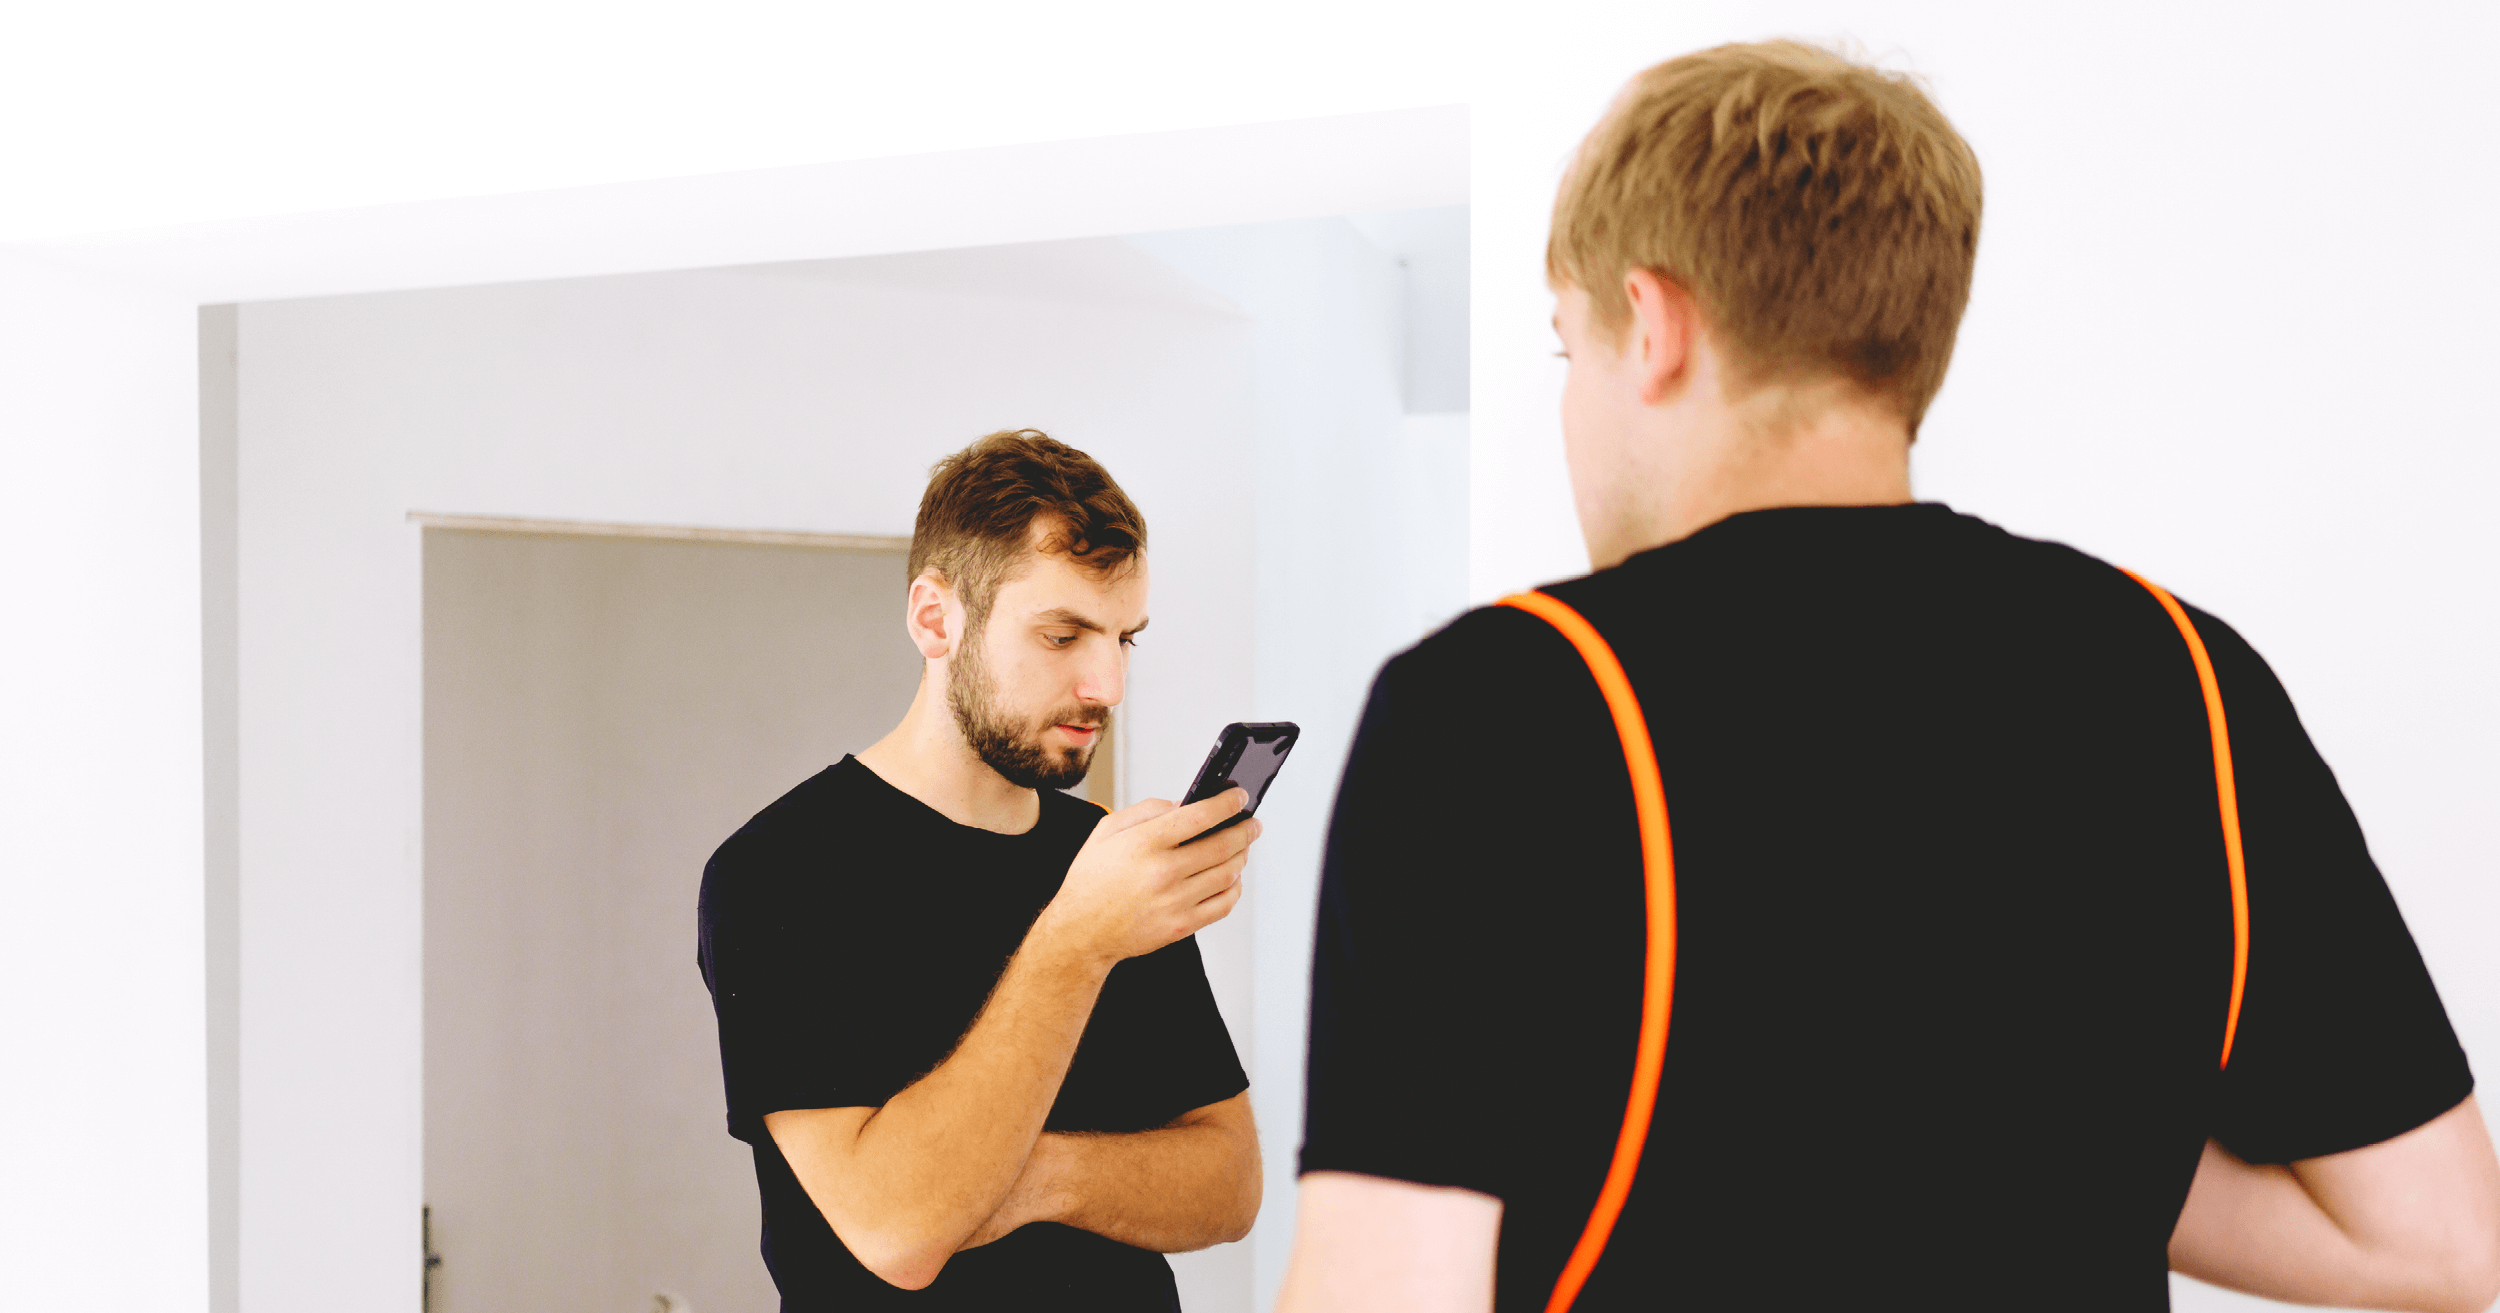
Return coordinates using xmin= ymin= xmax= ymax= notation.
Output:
xmin=1375 ymin=560 xmax=1723 ymax=698
xmin=717 ymin=756 xmax=863 ymax=842
xmin=1906 ymin=509 xmax=2277 ymax=667
xmin=1343 ymin=602 xmax=1626 ymax=789
xmin=1383 ymin=598 xmax=1597 ymax=695
xmin=1037 ymin=782 xmax=1110 ymax=831
xmin=701 ymin=760 xmax=888 ymax=905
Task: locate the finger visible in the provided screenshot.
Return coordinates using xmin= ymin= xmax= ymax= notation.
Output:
xmin=1098 ymin=797 xmax=1176 ymax=836
xmin=1186 ymin=878 xmax=1246 ymax=932
xmin=1172 ymin=787 xmax=1249 ymax=830
xmin=1167 ymin=816 xmax=1258 ymax=878
xmin=1202 ymin=814 xmax=1261 ymax=864
xmin=1185 ymin=848 xmax=1251 ymax=896
xmin=1152 ymin=788 xmax=1248 ymax=845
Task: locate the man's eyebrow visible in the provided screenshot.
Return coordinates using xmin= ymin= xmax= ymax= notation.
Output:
xmin=1035 ymin=606 xmax=1103 ymax=632
xmin=1034 ymin=607 xmax=1149 ymax=637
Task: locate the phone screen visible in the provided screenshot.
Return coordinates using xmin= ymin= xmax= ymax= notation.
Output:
xmin=1214 ymin=735 xmax=1293 ymax=811
xmin=1182 ymin=722 xmax=1298 ymax=840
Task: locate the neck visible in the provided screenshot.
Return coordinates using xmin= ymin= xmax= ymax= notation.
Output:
xmin=856 ymin=668 xmax=1038 ymax=834
xmin=1597 ymin=385 xmax=1915 ymax=568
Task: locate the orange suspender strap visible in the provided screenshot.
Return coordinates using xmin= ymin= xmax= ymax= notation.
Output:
xmin=2121 ymin=570 xmax=2251 ymax=1069
xmin=1499 ymin=591 xmax=1677 ymax=1313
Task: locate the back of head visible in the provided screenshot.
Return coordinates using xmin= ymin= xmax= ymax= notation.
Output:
xmin=909 ymin=429 xmax=1146 ymax=631
xmin=1549 ymin=40 xmax=1983 ymax=434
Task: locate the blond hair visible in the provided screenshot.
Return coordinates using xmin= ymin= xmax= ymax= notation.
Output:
xmin=1548 ymin=41 xmax=1983 ymax=433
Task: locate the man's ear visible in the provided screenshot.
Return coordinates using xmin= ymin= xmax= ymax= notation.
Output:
xmin=904 ymin=571 xmax=958 ymax=662
xmin=1622 ymin=268 xmax=1698 ymax=406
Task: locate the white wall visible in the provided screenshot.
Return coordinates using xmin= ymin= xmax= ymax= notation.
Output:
xmin=234 ymin=242 xmax=1264 ymax=1311
xmin=0 ymin=8 xmax=1473 ymax=243
xmin=0 ymin=256 xmax=208 ymax=1305
xmin=1132 ymin=215 xmax=1471 ymax=1308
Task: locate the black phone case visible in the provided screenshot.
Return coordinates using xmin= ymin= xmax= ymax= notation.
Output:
xmin=1181 ymin=721 xmax=1299 ymax=843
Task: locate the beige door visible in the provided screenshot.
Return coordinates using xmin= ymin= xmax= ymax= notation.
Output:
xmin=422 ymin=526 xmax=921 ymax=1313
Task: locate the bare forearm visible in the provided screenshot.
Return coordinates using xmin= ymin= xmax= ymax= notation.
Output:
xmin=2170 ymin=1140 xmax=2418 ymax=1307
xmin=1275 ymin=1172 xmax=1501 ymax=1313
xmin=2170 ymin=1107 xmax=2500 ymax=1313
xmin=963 ymin=1096 xmax=1261 ymax=1255
xmin=770 ymin=918 xmax=1110 ymax=1282
xmin=857 ymin=935 xmax=1104 ymax=1216
xmin=1030 ymin=1118 xmax=1262 ymax=1252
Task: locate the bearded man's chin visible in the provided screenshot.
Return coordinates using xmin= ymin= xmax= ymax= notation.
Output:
xmin=1032 ymin=744 xmax=1093 ymax=790
xmin=974 ymin=734 xmax=1092 ymax=792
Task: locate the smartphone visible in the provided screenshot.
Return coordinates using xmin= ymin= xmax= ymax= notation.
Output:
xmin=1179 ymin=721 xmax=1300 ymax=843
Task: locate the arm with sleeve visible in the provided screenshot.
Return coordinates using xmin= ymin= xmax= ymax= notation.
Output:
xmin=2166 ymin=609 xmax=2498 ymax=1312
xmin=703 ymin=794 xmax=1261 ymax=1291
xmin=1284 ymin=614 xmax=1599 ymax=1313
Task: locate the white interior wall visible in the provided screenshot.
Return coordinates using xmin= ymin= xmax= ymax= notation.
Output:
xmin=1130 ymin=217 xmax=1471 ymax=1308
xmin=234 ymin=244 xmax=1265 ymax=1311
xmin=0 ymin=257 xmax=207 ymax=1305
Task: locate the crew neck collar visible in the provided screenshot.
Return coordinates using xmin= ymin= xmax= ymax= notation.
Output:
xmin=1621 ymin=501 xmax=1960 ymax=567
xmin=840 ymin=754 xmax=1049 ymax=839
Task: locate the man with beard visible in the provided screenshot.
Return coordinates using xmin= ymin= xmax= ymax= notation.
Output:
xmin=698 ymin=430 xmax=1262 ymax=1311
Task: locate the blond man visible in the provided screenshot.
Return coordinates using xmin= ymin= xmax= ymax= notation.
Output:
xmin=1277 ymin=42 xmax=2500 ymax=1313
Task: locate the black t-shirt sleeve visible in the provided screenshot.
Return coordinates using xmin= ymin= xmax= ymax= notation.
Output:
xmin=700 ymin=832 xmax=903 ymax=1140
xmin=2191 ymin=605 xmax=2474 ymax=1163
xmin=1155 ymin=935 xmax=1252 ymax=1114
xmin=1070 ymin=933 xmax=1249 ymax=1130
xmin=1299 ymin=610 xmax=1599 ymax=1197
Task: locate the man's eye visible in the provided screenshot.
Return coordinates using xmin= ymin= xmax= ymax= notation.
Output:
xmin=1119 ymin=634 xmax=1139 ymax=648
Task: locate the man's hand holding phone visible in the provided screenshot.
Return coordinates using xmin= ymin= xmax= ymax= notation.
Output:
xmin=1038 ymin=790 xmax=1260 ymax=968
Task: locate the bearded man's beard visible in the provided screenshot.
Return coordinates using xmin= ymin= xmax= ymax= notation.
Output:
xmin=947 ymin=630 xmax=1105 ymax=791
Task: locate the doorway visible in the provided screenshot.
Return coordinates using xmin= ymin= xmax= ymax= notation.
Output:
xmin=422 ymin=524 xmax=919 ymax=1312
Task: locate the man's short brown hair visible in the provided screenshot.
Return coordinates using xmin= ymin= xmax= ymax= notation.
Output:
xmin=909 ymin=429 xmax=1146 ymax=629
xmin=1548 ymin=40 xmax=1983 ymax=432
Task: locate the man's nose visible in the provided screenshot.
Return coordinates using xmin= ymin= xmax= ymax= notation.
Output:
xmin=1076 ymin=641 xmax=1126 ymax=709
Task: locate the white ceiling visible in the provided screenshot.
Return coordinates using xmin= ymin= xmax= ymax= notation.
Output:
xmin=0 ymin=0 xmax=1474 ymax=242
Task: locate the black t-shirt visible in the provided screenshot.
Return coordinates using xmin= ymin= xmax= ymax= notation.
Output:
xmin=698 ymin=757 xmax=1249 ymax=1311
xmin=1301 ymin=504 xmax=2472 ymax=1312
